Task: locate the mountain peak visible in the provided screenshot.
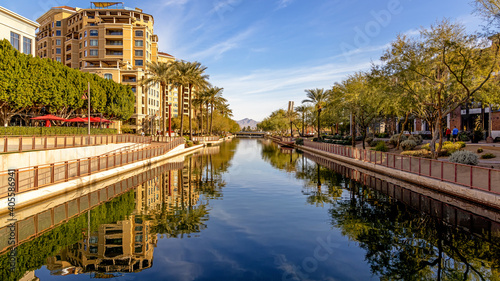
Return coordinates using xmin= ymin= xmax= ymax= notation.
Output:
xmin=237 ymin=118 xmax=258 ymax=129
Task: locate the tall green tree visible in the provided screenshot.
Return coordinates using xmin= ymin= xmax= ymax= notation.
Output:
xmin=381 ymin=20 xmax=500 ymax=157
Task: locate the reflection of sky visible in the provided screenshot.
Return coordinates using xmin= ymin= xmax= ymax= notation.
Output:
xmin=36 ymin=139 xmax=375 ymax=281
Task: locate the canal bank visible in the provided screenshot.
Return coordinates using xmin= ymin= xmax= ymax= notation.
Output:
xmin=0 ymin=142 xmax=205 ymax=214
xmin=296 ymin=143 xmax=500 ymax=210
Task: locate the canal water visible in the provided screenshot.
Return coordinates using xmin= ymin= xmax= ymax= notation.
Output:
xmin=1 ymin=138 xmax=500 ymax=280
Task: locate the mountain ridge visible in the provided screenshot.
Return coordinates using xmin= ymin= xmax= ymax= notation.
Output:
xmin=237 ymin=118 xmax=258 ymax=130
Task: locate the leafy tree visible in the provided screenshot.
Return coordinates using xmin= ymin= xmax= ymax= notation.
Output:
xmin=381 ymin=21 xmax=500 ymax=157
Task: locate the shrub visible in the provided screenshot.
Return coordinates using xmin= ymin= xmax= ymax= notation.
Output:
xmin=370 ymin=139 xmax=382 ymax=147
xmin=186 ymin=140 xmax=194 ymax=147
xmin=408 ymin=134 xmax=423 ymax=145
xmin=0 ymin=126 xmax=117 ymax=136
xmin=401 ymin=149 xmax=431 ymax=158
xmin=477 ymin=148 xmax=484 ymax=153
xmin=389 ymin=134 xmax=407 ymax=146
xmin=456 ymin=141 xmax=466 ymax=148
xmin=295 ymin=138 xmax=304 ymax=145
xmin=400 ymin=140 xmax=417 ymax=151
xmin=193 ymin=140 xmax=200 ymax=145
xmin=376 ymin=132 xmax=389 ymax=138
xmin=481 ymin=153 xmax=496 ymax=159
xmin=365 ymin=137 xmax=374 ymax=145
xmin=448 ymin=150 xmax=479 ymax=165
xmin=372 ymin=141 xmax=388 ymax=152
xmin=355 ymin=136 xmax=363 ymax=141
xmin=458 ymin=131 xmax=471 ymax=141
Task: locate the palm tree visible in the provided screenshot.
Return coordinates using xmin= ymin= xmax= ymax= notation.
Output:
xmin=171 ymin=61 xmax=191 ymax=137
xmin=139 ymin=61 xmax=173 ymax=136
xmin=302 ymin=88 xmax=330 ymax=140
xmin=205 ymin=86 xmax=226 ymax=135
xmin=295 ymin=105 xmax=308 ymax=137
xmin=186 ymin=62 xmax=210 ymax=140
xmin=218 ymin=102 xmax=233 ymax=118
xmin=193 ymin=90 xmax=209 ymax=135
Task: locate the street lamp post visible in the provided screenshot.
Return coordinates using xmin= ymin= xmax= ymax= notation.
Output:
xmin=87 ymin=82 xmax=91 ymax=135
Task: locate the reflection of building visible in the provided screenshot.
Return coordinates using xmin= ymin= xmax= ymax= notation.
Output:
xmin=0 ymin=6 xmax=39 ymax=55
xmin=46 ymin=214 xmax=156 ymax=274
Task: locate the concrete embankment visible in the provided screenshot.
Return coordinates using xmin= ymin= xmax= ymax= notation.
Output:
xmin=1 ymin=142 xmax=143 ymax=170
xmin=0 ymin=144 xmax=204 ymax=214
xmin=297 ymin=144 xmax=500 ymax=210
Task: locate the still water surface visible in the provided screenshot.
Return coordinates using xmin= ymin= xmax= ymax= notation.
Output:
xmin=2 ymin=139 xmax=500 ymax=280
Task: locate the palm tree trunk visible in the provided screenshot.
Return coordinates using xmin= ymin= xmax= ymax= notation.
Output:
xmin=206 ymin=102 xmax=210 ymax=134
xmin=161 ymin=83 xmax=165 ymax=136
xmin=188 ymin=84 xmax=193 ymax=140
xmin=179 ymin=85 xmax=184 ymax=137
xmin=200 ymin=103 xmax=204 ymax=136
xmin=210 ymin=104 xmax=214 ymax=135
xmin=317 ymin=110 xmax=321 ymax=140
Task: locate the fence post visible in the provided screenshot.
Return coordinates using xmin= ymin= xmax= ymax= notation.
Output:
xmin=32 ymin=136 xmax=35 ymax=150
xmin=65 ymin=161 xmax=69 ymax=181
xmin=15 ymin=169 xmax=19 ymax=193
xmin=34 ymin=166 xmax=38 ymax=188
xmin=77 ymin=159 xmax=81 ymax=177
xmin=54 ymin=136 xmax=57 ymax=148
xmin=98 ymin=155 xmax=101 ymax=171
xmin=4 ymin=138 xmax=7 ymax=153
xmin=88 ymin=157 xmax=91 ymax=175
xmin=19 ymin=137 xmax=22 ymax=152
xmin=50 ymin=163 xmax=55 ymax=183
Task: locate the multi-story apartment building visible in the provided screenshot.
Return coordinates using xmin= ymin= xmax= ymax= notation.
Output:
xmin=0 ymin=5 xmax=38 ymax=55
xmin=35 ymin=3 xmax=168 ymax=133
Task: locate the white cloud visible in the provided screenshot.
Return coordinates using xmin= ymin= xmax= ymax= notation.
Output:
xmin=277 ymin=0 xmax=294 ymax=9
xmin=189 ymin=26 xmax=257 ymax=60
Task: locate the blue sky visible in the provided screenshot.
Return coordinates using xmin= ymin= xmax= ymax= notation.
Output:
xmin=3 ymin=0 xmax=485 ymax=121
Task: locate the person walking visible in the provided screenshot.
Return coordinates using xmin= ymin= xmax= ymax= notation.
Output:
xmin=445 ymin=127 xmax=451 ymax=141
xmin=452 ymin=126 xmax=459 ymax=142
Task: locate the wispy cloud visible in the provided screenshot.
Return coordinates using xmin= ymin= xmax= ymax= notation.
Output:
xmin=189 ymin=26 xmax=257 ymax=60
xmin=277 ymin=0 xmax=294 ymax=9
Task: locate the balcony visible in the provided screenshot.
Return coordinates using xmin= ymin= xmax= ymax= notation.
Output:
xmin=106 ymin=51 xmax=123 ymax=56
xmin=106 ymin=40 xmax=123 ymax=46
xmin=105 ymin=30 xmax=123 ymax=36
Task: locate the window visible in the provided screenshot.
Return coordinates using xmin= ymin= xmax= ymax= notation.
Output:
xmin=89 ymin=39 xmax=98 ymax=46
xmin=56 ymin=57 xmax=61 ymax=62
xmin=10 ymin=32 xmax=20 ymax=50
xmin=135 ymin=60 xmax=143 ymax=66
xmin=56 ymin=39 xmax=61 ymax=45
xmin=56 ymin=48 xmax=61 ymax=54
xmin=56 ymin=21 xmax=61 ymax=27
xmin=131 ymin=87 xmax=136 ymax=93
xmin=23 ymin=37 xmax=32 ymax=55
xmin=104 ymin=73 xmax=112 ymax=79
xmin=134 ymin=40 xmax=143 ymax=47
xmin=135 ymin=50 xmax=143 ymax=56
xmin=79 ymin=43 xmax=82 ymax=49
xmin=56 ymin=30 xmax=61 ymax=36
xmin=79 ymin=33 xmax=82 ymax=39
xmin=135 ymin=30 xmax=143 ymax=37
xmin=84 ymin=31 xmax=87 ymax=37
xmin=79 ymin=52 xmax=82 ymax=58
xmin=89 ymin=49 xmax=98 ymax=56
xmin=84 ymin=41 xmax=87 ymax=47
xmin=90 ymin=30 xmax=98 ymax=36
xmin=84 ymin=50 xmax=87 ymax=57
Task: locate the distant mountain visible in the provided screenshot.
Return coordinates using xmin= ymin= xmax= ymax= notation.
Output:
xmin=237 ymin=118 xmax=258 ymax=130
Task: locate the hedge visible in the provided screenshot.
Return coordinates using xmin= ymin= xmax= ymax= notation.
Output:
xmin=0 ymin=126 xmax=117 ymax=136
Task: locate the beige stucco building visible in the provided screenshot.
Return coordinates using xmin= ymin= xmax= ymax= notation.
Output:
xmin=0 ymin=6 xmax=39 ymax=55
xmin=35 ymin=3 xmax=182 ymax=133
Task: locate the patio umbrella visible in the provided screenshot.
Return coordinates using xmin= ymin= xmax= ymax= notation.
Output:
xmin=65 ymin=117 xmax=87 ymax=122
xmin=92 ymin=117 xmax=113 ymax=123
xmin=83 ymin=117 xmax=101 ymax=123
xmin=30 ymin=114 xmax=67 ymax=127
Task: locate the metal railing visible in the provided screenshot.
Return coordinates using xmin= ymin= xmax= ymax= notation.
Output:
xmin=0 ymin=138 xmax=185 ymax=198
xmin=192 ymin=136 xmax=220 ymax=142
xmin=0 ymin=161 xmax=184 ymax=254
xmin=303 ymin=140 xmax=500 ymax=194
xmin=0 ymin=134 xmax=151 ymax=153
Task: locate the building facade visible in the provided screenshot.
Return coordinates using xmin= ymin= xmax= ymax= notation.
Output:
xmin=0 ymin=6 xmax=38 ymax=55
xmin=35 ymin=3 xmax=176 ymax=133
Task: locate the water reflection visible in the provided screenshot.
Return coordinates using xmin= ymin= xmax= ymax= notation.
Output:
xmin=294 ymin=147 xmax=500 ymax=280
xmin=0 ymin=140 xmax=238 ymax=280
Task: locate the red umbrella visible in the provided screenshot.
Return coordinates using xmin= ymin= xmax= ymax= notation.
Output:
xmin=31 ymin=114 xmax=66 ymax=127
xmin=83 ymin=117 xmax=101 ymax=123
xmin=30 ymin=114 xmax=67 ymax=121
xmin=90 ymin=117 xmax=113 ymax=123
xmin=65 ymin=117 xmax=87 ymax=122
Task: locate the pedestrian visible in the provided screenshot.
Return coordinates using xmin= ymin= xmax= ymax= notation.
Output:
xmin=452 ymin=126 xmax=459 ymax=142
xmin=445 ymin=127 xmax=451 ymax=141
